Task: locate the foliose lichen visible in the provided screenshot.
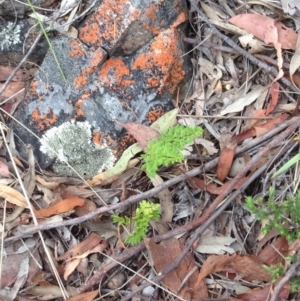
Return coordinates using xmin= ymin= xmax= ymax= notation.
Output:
xmin=40 ymin=121 xmax=116 ymax=179
xmin=0 ymin=22 xmax=22 ymax=51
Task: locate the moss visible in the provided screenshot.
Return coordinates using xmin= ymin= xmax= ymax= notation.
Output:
xmin=40 ymin=121 xmax=116 ymax=179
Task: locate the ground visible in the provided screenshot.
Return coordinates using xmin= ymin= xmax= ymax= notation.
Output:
xmin=1 ymin=0 xmax=300 ymax=300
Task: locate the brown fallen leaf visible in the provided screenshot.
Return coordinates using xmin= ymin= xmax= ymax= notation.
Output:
xmin=188 ymin=176 xmax=248 ymax=195
xmin=63 ymin=243 xmax=107 ymax=280
xmin=115 ymin=120 xmax=159 ymax=150
xmin=57 ymin=233 xmax=102 ymax=261
xmin=0 ymin=184 xmax=28 ymax=208
xmin=66 ymin=290 xmax=98 ymax=301
xmin=0 ymin=160 xmax=10 ymax=178
xmin=0 ymin=82 xmax=24 ymax=100
xmin=195 ymin=254 xmax=272 ymax=287
xmin=237 ymin=285 xmax=289 ymax=301
xmin=145 ymin=237 xmax=208 ymax=300
xmin=34 ymin=196 xmax=85 ymax=218
xmin=257 ymin=236 xmax=288 ymax=265
xmin=266 ymin=82 xmax=280 ymax=115
xmin=229 ymin=14 xmax=298 ymax=50
xmin=0 ymin=66 xmax=37 ymax=81
xmin=217 ymin=139 xmax=237 ymax=182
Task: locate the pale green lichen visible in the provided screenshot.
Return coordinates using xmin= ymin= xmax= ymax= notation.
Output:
xmin=40 ymin=121 xmax=116 ymax=179
xmin=0 ymin=22 xmax=21 ymax=51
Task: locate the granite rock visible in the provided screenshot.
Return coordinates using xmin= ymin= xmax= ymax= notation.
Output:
xmin=12 ymin=0 xmax=192 ymax=179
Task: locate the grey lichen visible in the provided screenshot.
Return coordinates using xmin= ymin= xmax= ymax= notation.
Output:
xmin=0 ymin=22 xmax=22 ymax=51
xmin=40 ymin=121 xmax=116 ymax=179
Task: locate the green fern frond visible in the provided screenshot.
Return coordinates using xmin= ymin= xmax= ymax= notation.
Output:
xmin=112 ymin=200 xmax=160 ymax=245
xmin=141 ymin=125 xmax=203 ymax=177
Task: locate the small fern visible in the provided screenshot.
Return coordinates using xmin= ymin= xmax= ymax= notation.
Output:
xmin=112 ymin=200 xmax=160 ymax=245
xmin=141 ymin=125 xmax=203 ymax=178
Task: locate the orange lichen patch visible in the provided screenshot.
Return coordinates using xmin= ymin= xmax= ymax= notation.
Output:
xmin=29 ymin=80 xmax=38 ymax=96
xmin=119 ymin=133 xmax=136 ymax=148
xmin=144 ymin=3 xmax=157 ymax=20
xmin=146 ymin=106 xmax=165 ymax=123
xmin=69 ymin=39 xmax=87 ymax=58
xmin=79 ymin=0 xmax=141 ymax=48
xmin=74 ymin=75 xmax=88 ymax=89
xmin=98 ymin=58 xmax=135 ymax=88
xmin=74 ymin=48 xmax=106 ymax=89
xmin=143 ymin=22 xmax=160 ymax=35
xmin=31 ymin=108 xmax=58 ymax=131
xmin=74 ymin=91 xmax=92 ymax=119
xmin=171 ymin=12 xmax=188 ymax=28
xmin=93 ymin=132 xmax=104 ymax=146
xmin=132 ymin=28 xmax=185 ymax=94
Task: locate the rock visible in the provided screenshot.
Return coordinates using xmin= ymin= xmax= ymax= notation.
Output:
xmin=0 ymin=18 xmax=49 ymax=66
xmin=12 ymin=0 xmax=192 ymax=179
xmin=78 ymin=0 xmax=188 ymax=56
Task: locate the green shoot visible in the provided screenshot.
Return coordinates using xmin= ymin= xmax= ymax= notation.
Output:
xmin=245 ymin=187 xmax=300 ymax=241
xmin=141 ymin=125 xmax=203 ymax=178
xmin=272 ymin=153 xmax=300 ymax=178
xmin=112 ymin=200 xmax=160 ymax=245
xmin=27 ymin=0 xmax=66 ymax=80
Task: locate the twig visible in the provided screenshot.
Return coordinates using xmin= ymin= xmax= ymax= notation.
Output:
xmin=270 ymin=251 xmax=300 ymax=301
xmin=4 ymin=116 xmax=299 ymax=244
xmin=0 ymin=31 xmax=43 ymax=97
xmin=184 ymin=38 xmax=292 ymax=71
xmin=189 ymin=0 xmax=299 ymax=94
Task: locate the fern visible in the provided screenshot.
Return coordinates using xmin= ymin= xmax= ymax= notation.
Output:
xmin=112 ymin=200 xmax=160 ymax=245
xmin=141 ymin=125 xmax=203 ymax=177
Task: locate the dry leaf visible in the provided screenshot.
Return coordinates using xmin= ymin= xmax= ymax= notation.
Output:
xmin=220 ymin=86 xmax=265 ymax=115
xmin=0 ymin=160 xmax=10 ymax=178
xmin=195 ymin=236 xmax=236 ymax=255
xmin=237 ymin=285 xmax=290 ymax=301
xmin=195 ymin=254 xmax=272 ymax=285
xmin=290 ymin=35 xmax=300 ymax=75
xmin=188 ymin=177 xmax=248 ymax=195
xmin=57 ymin=233 xmax=102 ymax=261
xmin=217 ymin=140 xmax=237 ymax=182
xmin=229 ymin=14 xmax=298 ymax=50
xmin=115 ymin=120 xmax=159 ymax=150
xmin=34 ymin=196 xmax=85 ymax=218
xmin=0 ymin=66 xmax=37 ymax=81
xmin=146 ymin=238 xmax=208 ymax=299
xmin=66 ymin=290 xmax=98 ymax=301
xmin=0 ymin=184 xmax=28 ymax=208
xmin=150 ymin=174 xmax=173 ymax=223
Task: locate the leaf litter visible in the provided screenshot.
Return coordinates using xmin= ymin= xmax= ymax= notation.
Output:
xmin=2 ymin=1 xmax=300 ymax=300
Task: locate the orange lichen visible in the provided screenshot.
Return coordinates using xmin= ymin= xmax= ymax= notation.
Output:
xmin=29 ymin=80 xmax=37 ymax=95
xmin=93 ymin=132 xmax=104 ymax=146
xmin=98 ymin=58 xmax=135 ymax=89
xmin=74 ymin=75 xmax=88 ymax=89
xmin=74 ymin=48 xmax=106 ymax=89
xmin=146 ymin=106 xmax=165 ymax=123
xmin=144 ymin=4 xmax=157 ymax=20
xmin=79 ymin=0 xmax=141 ymax=48
xmin=132 ymin=28 xmax=185 ymax=94
xmin=171 ymin=12 xmax=187 ymax=28
xmin=74 ymin=91 xmax=92 ymax=119
xmin=69 ymin=39 xmax=87 ymax=58
xmin=31 ymin=108 xmax=58 ymax=131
